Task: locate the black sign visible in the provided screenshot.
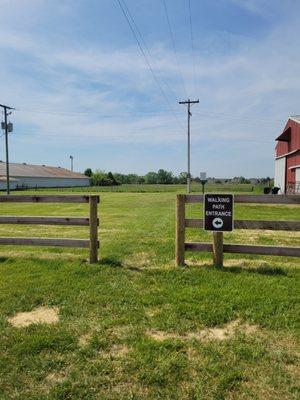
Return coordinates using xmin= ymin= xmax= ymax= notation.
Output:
xmin=204 ymin=194 xmax=234 ymax=231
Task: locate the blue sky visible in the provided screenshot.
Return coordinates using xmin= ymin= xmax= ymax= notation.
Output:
xmin=0 ymin=0 xmax=299 ymax=177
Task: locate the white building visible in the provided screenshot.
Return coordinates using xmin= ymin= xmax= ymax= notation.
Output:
xmin=0 ymin=162 xmax=90 ymax=190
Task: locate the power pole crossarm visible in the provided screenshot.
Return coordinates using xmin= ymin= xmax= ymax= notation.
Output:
xmin=178 ymin=100 xmax=199 ymax=105
xmin=179 ymin=99 xmax=199 ymax=194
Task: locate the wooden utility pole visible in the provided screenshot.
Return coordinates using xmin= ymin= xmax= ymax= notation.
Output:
xmin=179 ymin=99 xmax=199 ymax=194
xmin=0 ymin=104 xmax=14 ymax=195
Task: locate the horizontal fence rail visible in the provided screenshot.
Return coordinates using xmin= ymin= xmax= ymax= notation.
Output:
xmin=0 ymin=238 xmax=90 ymax=248
xmin=0 ymin=195 xmax=100 ymax=263
xmin=185 ymin=194 xmax=300 ymax=204
xmin=0 ymin=216 xmax=94 ymax=226
xmin=176 ymin=194 xmax=300 ymax=267
xmin=185 ymin=243 xmax=300 ymax=258
xmin=185 ymin=219 xmax=300 ymax=231
xmin=0 ymin=195 xmax=90 ymax=203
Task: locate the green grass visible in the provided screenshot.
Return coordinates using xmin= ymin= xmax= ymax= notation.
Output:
xmin=0 ymin=190 xmax=299 ymax=399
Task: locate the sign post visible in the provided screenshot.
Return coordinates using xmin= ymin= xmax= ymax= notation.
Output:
xmin=204 ymin=194 xmax=234 ymax=267
xmin=200 ymin=172 xmax=207 ymax=194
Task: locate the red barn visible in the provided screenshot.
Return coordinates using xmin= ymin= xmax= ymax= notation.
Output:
xmin=275 ymin=116 xmax=300 ymax=194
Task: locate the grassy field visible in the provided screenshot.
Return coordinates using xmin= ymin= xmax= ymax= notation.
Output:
xmin=0 ymin=189 xmax=299 ymax=399
xmin=12 ymin=182 xmax=263 ymax=194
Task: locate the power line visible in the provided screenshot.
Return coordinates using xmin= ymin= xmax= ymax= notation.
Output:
xmin=162 ymin=0 xmax=188 ymax=99
xmin=121 ymin=0 xmax=181 ymax=105
xmin=116 ymin=0 xmax=182 ymax=127
xmin=188 ymin=0 xmax=198 ymax=97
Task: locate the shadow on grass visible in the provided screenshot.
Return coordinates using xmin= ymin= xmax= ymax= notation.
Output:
xmin=222 ymin=265 xmax=287 ymax=276
xmin=100 ymin=257 xmax=123 ymax=268
xmin=187 ymin=262 xmax=287 ymax=276
xmin=100 ymin=256 xmax=142 ymax=272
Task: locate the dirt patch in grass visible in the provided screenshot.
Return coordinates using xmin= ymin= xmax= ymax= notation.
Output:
xmin=41 ymin=370 xmax=69 ymax=393
xmin=110 ymin=382 xmax=149 ymax=398
xmin=186 ymin=258 xmax=269 ymax=268
xmin=147 ymin=319 xmax=259 ymax=342
xmin=145 ymin=306 xmax=163 ymax=318
xmin=110 ymin=344 xmax=130 ymax=358
xmin=7 ymin=306 xmax=59 ymax=328
xmin=124 ymin=251 xmax=154 ymax=269
xmin=186 ymin=257 xmax=297 ymax=271
xmin=45 ymin=371 xmax=67 ymax=384
xmin=110 ymin=325 xmax=133 ymax=339
xmin=78 ymin=333 xmax=92 ymax=347
xmin=147 ymin=329 xmax=179 ymax=341
xmin=199 ymin=319 xmax=258 ymax=340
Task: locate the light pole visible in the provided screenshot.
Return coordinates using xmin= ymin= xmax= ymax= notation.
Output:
xmin=0 ymin=104 xmax=14 ymax=195
xmin=179 ymin=99 xmax=199 ymax=193
xmin=70 ymin=155 xmax=73 ymax=172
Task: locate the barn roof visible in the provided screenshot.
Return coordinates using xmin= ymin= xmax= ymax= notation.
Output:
xmin=276 ymin=127 xmax=291 ymax=142
xmin=276 ymin=115 xmax=300 ymax=141
xmin=0 ymin=162 xmax=88 ymax=179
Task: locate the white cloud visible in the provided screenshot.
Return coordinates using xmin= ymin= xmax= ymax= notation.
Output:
xmin=1 ymin=17 xmax=298 ymax=141
xmin=226 ymin=0 xmax=294 ymax=16
xmin=0 ymin=0 xmax=299 ymax=176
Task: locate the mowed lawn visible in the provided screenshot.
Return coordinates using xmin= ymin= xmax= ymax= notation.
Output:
xmin=0 ymin=191 xmax=299 ymax=399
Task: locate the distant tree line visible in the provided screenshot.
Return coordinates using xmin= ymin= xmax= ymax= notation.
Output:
xmin=84 ymin=168 xmax=272 ymax=187
xmin=84 ymin=168 xmax=188 ymax=186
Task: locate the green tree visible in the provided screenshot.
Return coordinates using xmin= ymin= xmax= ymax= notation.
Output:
xmin=107 ymin=172 xmax=119 ymax=186
xmin=178 ymin=172 xmax=187 ymax=184
xmin=90 ymin=170 xmax=109 ymax=186
xmin=126 ymin=174 xmax=141 ymax=184
xmin=113 ymin=173 xmax=126 ymax=184
xmin=144 ymin=171 xmax=158 ymax=184
xmin=84 ymin=168 xmax=93 ymax=177
xmin=240 ymin=177 xmax=251 ymax=184
xmin=157 ymin=169 xmax=173 ymax=184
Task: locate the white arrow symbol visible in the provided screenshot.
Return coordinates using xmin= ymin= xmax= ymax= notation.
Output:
xmin=213 ymin=218 xmax=224 ymax=229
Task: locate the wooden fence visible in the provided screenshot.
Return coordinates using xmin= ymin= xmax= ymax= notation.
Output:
xmin=0 ymin=195 xmax=100 ymax=263
xmin=176 ymin=194 xmax=300 ymax=267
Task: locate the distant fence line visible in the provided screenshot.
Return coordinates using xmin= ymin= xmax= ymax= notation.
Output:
xmin=175 ymin=194 xmax=300 ymax=267
xmin=0 ymin=195 xmax=99 ymax=263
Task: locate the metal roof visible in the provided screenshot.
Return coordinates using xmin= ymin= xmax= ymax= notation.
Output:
xmin=290 ymin=115 xmax=300 ymax=123
xmin=0 ymin=162 xmax=88 ymax=179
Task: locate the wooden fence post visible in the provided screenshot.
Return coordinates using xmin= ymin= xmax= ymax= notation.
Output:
xmin=213 ymin=232 xmax=223 ymax=268
xmin=175 ymin=194 xmax=186 ymax=266
xmin=89 ymin=195 xmax=99 ymax=264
